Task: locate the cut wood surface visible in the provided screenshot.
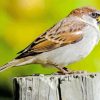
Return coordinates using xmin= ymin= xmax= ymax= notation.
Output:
xmin=13 ymin=73 xmax=100 ymax=100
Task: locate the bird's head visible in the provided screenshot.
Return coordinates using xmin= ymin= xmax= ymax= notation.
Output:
xmin=69 ymin=7 xmax=100 ymax=25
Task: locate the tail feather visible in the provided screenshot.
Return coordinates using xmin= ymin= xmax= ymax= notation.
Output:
xmin=0 ymin=57 xmax=35 ymax=72
xmin=0 ymin=59 xmax=20 ymax=72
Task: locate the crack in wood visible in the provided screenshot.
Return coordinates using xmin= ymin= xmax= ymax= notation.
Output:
xmin=58 ymin=78 xmax=62 ymax=100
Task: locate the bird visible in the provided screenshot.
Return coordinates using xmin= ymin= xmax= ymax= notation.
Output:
xmin=0 ymin=6 xmax=100 ymax=74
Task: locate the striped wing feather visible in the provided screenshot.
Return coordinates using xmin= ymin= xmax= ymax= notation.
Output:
xmin=16 ymin=18 xmax=86 ymax=59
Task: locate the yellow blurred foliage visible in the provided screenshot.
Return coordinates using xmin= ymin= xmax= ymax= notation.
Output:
xmin=4 ymin=21 xmax=47 ymax=49
xmin=6 ymin=0 xmax=45 ymax=19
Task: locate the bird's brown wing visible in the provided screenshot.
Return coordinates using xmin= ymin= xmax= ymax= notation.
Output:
xmin=16 ymin=18 xmax=87 ymax=59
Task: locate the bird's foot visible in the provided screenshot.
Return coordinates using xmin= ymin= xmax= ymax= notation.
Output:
xmin=72 ymin=70 xmax=87 ymax=74
xmin=54 ymin=67 xmax=73 ymax=75
xmin=54 ymin=67 xmax=87 ymax=75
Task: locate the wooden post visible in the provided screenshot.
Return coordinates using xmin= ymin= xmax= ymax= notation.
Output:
xmin=13 ymin=73 xmax=100 ymax=100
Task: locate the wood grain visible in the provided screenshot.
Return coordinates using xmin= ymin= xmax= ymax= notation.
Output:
xmin=13 ymin=73 xmax=100 ymax=100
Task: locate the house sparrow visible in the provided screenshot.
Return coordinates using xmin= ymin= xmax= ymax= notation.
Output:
xmin=0 ymin=6 xmax=100 ymax=74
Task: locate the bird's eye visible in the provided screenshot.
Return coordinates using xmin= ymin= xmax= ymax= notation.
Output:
xmin=91 ymin=13 xmax=98 ymax=18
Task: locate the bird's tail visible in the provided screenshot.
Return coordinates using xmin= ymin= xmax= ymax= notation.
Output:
xmin=0 ymin=56 xmax=35 ymax=72
xmin=0 ymin=59 xmax=20 ymax=72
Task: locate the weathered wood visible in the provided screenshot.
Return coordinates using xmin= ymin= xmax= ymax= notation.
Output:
xmin=13 ymin=73 xmax=100 ymax=100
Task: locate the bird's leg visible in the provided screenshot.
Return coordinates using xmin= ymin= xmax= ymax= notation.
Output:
xmin=55 ymin=66 xmax=72 ymax=74
xmin=62 ymin=67 xmax=76 ymax=74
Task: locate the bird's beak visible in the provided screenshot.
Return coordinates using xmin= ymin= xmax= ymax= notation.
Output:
xmin=97 ymin=16 xmax=100 ymax=24
xmin=96 ymin=11 xmax=100 ymax=24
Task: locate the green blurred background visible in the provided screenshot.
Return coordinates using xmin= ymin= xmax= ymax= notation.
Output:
xmin=0 ymin=0 xmax=100 ymax=99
